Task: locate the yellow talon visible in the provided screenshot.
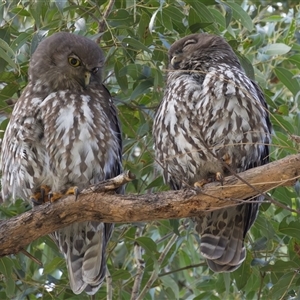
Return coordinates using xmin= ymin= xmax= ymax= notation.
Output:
xmin=30 ymin=185 xmax=51 ymax=205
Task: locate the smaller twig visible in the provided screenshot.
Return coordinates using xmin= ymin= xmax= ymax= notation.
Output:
xmin=20 ymin=248 xmax=43 ymax=266
xmin=81 ymin=171 xmax=135 ymax=194
xmin=97 ymin=0 xmax=115 ymax=43
xmin=106 ymin=267 xmax=112 ymax=300
xmin=131 ymin=225 xmax=145 ymax=300
xmin=278 ymin=270 xmax=298 ymax=300
xmin=159 ymin=262 xmax=207 ymax=277
xmin=136 ymin=229 xmax=181 ymax=300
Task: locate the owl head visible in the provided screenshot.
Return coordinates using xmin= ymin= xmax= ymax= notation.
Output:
xmin=168 ymin=33 xmax=241 ymax=71
xmin=29 ymin=32 xmax=105 ymax=92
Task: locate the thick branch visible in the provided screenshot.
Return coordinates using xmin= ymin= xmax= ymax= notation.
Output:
xmin=0 ymin=154 xmax=299 ymax=257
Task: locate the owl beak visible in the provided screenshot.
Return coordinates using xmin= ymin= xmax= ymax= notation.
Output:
xmin=84 ymin=71 xmax=91 ymax=87
xmin=170 ymin=54 xmax=183 ymax=69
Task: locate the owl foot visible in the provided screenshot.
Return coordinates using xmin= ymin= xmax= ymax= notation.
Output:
xmin=48 ymin=186 xmax=79 ymax=202
xmin=194 ymin=172 xmax=224 ymax=189
xmin=65 ymin=186 xmax=80 ymax=200
xmin=194 ymin=179 xmax=210 ymax=188
xmin=222 ymin=153 xmax=231 ymax=165
xmin=215 ymin=172 xmax=224 ymax=185
xmin=30 ymin=185 xmax=51 ymax=205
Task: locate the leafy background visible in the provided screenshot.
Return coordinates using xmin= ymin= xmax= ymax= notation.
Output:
xmin=0 ymin=0 xmax=300 ymax=299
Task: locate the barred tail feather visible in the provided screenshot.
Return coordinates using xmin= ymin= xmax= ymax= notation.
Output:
xmin=196 ymin=204 xmax=255 ymax=272
xmin=55 ymin=221 xmax=113 ymax=295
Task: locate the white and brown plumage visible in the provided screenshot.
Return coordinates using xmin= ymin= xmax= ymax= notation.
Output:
xmin=1 ymin=32 xmax=123 ymax=294
xmin=153 ymin=33 xmax=271 ymax=272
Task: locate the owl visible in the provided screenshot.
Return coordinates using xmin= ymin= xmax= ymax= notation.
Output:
xmin=1 ymin=32 xmax=123 ymax=294
xmin=153 ymin=33 xmax=271 ymax=272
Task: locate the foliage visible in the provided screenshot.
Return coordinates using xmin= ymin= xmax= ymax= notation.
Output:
xmin=0 ymin=0 xmax=300 ymax=299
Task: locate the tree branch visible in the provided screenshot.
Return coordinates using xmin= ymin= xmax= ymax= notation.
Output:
xmin=0 ymin=154 xmax=299 ymax=257
xmin=96 ymin=0 xmax=115 ymax=43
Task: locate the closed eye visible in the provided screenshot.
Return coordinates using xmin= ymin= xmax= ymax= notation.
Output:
xmin=183 ymin=39 xmax=197 ymax=49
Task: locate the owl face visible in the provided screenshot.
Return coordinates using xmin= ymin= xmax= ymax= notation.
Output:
xmin=168 ymin=33 xmax=239 ymax=70
xmin=29 ymin=32 xmax=105 ymax=92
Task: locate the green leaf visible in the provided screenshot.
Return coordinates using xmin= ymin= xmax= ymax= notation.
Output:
xmin=160 ymin=276 xmax=179 ymax=300
xmin=111 ymin=269 xmax=131 ymax=280
xmin=261 ymin=260 xmax=300 ymax=272
xmin=274 ymin=67 xmax=300 ymax=96
xmin=0 ymin=40 xmax=19 ymax=71
xmin=114 ymin=60 xmax=128 ymax=92
xmin=261 ymin=43 xmax=291 ymax=55
xmin=284 ymin=18 xmax=296 ymax=45
xmin=208 ymin=8 xmax=226 ymax=29
xmin=10 ymin=7 xmax=31 ymax=16
xmin=135 ymin=237 xmax=158 ymax=256
xmin=236 ymin=53 xmax=255 ymax=80
xmin=55 ymin=0 xmax=67 ymax=11
xmin=186 ymin=0 xmax=217 ymax=31
xmin=288 ymin=54 xmax=300 ymax=69
xmin=269 ymin=272 xmax=297 ymax=298
xmin=5 ymin=277 xmax=15 ymax=298
xmin=10 ymin=32 xmax=31 ymax=52
xmin=260 ymin=15 xmax=284 ymax=22
xmin=138 ymin=11 xmax=152 ymax=45
xmin=223 ymin=2 xmax=253 ymax=31
xmin=277 ymin=104 xmax=289 ymax=116
xmin=0 ymin=82 xmax=19 ymax=103
xmin=232 ymin=252 xmax=251 ymax=289
xmin=0 ymin=257 xmax=13 ymax=277
xmin=43 ymin=257 xmax=65 ymax=274
xmin=107 ymin=9 xmax=132 ymax=27
xmin=122 ymin=37 xmax=151 ymax=53
xmin=119 ymin=64 xmax=142 ymax=79
xmin=162 ymin=6 xmax=184 ymax=23
xmin=130 ymin=79 xmax=153 ymax=100
xmin=279 ymin=217 xmax=300 ymax=239
xmin=252 ymin=236 xmax=268 ymax=251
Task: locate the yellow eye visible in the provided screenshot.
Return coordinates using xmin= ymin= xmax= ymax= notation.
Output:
xmin=68 ymin=57 xmax=81 ymax=67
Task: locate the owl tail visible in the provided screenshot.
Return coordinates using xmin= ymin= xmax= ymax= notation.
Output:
xmin=196 ymin=203 xmax=257 ymax=272
xmin=55 ymin=222 xmax=113 ymax=295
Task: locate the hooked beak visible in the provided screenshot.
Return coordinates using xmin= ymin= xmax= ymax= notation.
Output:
xmin=170 ymin=53 xmax=183 ymax=69
xmin=84 ymin=71 xmax=91 ymax=87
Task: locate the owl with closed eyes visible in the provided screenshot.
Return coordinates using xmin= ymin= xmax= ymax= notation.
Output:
xmin=1 ymin=32 xmax=123 ymax=294
xmin=153 ymin=33 xmax=271 ymax=272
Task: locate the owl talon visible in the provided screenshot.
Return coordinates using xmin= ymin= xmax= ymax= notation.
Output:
xmin=65 ymin=186 xmax=80 ymax=200
xmin=215 ymin=172 xmax=224 ymax=185
xmin=30 ymin=185 xmax=51 ymax=205
xmin=48 ymin=192 xmax=63 ymax=202
xmin=223 ymin=153 xmax=231 ymax=166
xmin=47 ymin=186 xmax=79 ymax=202
xmin=194 ymin=179 xmax=209 ymax=188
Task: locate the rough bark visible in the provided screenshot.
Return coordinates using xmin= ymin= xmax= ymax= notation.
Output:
xmin=0 ymin=154 xmax=299 ymax=257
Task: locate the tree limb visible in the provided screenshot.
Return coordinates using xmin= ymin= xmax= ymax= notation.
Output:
xmin=0 ymin=154 xmax=299 ymax=257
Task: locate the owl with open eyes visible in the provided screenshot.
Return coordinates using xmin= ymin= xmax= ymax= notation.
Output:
xmin=1 ymin=32 xmax=123 ymax=294
xmin=153 ymin=33 xmax=271 ymax=272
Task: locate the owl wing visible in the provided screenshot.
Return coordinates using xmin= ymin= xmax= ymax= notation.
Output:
xmin=1 ymin=86 xmax=46 ymax=202
xmin=101 ymin=86 xmax=123 ymax=185
xmin=196 ymin=72 xmax=271 ymax=272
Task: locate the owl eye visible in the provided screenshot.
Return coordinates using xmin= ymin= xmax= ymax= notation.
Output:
xmin=68 ymin=57 xmax=81 ymax=67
